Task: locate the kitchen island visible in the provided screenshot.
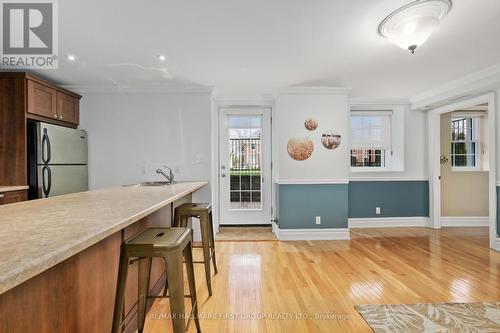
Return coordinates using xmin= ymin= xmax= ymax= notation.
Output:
xmin=0 ymin=181 xmax=207 ymax=333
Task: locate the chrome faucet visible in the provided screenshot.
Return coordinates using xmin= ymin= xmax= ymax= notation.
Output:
xmin=156 ymin=165 xmax=175 ymax=184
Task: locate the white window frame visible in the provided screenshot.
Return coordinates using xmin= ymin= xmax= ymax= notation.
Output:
xmin=350 ymin=148 xmax=391 ymax=170
xmin=450 ymin=116 xmax=481 ymax=172
xmin=349 ymin=107 xmax=405 ymax=173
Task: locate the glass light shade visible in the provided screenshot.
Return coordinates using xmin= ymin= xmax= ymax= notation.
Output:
xmin=379 ymin=0 xmax=452 ymax=53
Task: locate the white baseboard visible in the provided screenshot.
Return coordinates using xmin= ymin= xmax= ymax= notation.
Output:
xmin=276 ymin=228 xmax=350 ymax=241
xmin=440 ymin=216 xmax=489 ymax=227
xmin=495 ymin=238 xmax=500 ymax=252
xmin=271 ymin=221 xmax=279 ymax=235
xmin=348 ymin=217 xmax=430 ymax=228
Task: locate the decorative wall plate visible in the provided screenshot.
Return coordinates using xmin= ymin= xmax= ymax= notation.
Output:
xmin=321 ymin=133 xmax=341 ymax=149
xmin=287 ymin=137 xmax=314 ymax=161
xmin=304 ymin=118 xmax=318 ymax=131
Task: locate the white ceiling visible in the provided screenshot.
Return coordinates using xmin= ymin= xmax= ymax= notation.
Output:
xmin=31 ymin=0 xmax=500 ymax=98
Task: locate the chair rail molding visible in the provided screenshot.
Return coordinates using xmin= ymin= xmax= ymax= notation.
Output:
xmin=275 ymin=179 xmax=349 ymax=185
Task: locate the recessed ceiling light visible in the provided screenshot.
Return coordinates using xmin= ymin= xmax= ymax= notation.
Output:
xmin=67 ymin=54 xmax=76 ymax=62
xmin=157 ymin=55 xmax=166 ymax=61
xmin=378 ymin=0 xmax=452 ymax=54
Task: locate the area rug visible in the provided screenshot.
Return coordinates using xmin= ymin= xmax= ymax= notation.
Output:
xmin=356 ymin=302 xmax=500 ymax=333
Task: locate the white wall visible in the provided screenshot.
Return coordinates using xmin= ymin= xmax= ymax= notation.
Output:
xmin=497 ymin=89 xmax=500 ymax=183
xmin=79 ymin=93 xmax=212 ymax=204
xmin=275 ymin=92 xmax=350 ymax=182
xmin=349 ymin=106 xmax=428 ymax=180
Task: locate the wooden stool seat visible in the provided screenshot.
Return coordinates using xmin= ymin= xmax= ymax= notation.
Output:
xmin=112 ymin=228 xmax=201 ymax=333
xmin=175 ymin=203 xmax=212 ymax=214
xmin=173 ymin=203 xmax=217 ymax=296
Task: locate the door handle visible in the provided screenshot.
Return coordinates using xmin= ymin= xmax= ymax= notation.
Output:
xmin=42 ymin=165 xmax=52 ymax=197
xmin=221 ymin=174 xmax=226 ymax=178
xmin=42 ymin=129 xmax=51 ymax=164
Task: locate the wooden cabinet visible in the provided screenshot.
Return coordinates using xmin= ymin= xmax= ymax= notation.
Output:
xmin=57 ymin=91 xmax=79 ymax=124
xmin=0 ymin=190 xmax=27 ymax=205
xmin=27 ymin=80 xmax=58 ymax=120
xmin=0 ymin=72 xmax=82 ymax=191
xmin=25 ymin=78 xmax=81 ymax=126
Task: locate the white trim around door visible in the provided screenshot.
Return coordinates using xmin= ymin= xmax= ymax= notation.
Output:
xmin=427 ymin=92 xmax=497 ymax=250
xmin=213 ymin=98 xmax=275 ymax=226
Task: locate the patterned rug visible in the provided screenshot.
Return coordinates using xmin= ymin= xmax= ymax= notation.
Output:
xmin=356 ymin=302 xmax=500 ymax=333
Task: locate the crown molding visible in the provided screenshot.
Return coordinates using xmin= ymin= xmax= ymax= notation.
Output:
xmin=280 ymin=86 xmax=351 ymax=95
xmin=410 ymin=63 xmax=500 ymax=110
xmin=213 ymin=94 xmax=276 ymax=106
xmin=349 ymin=177 xmax=429 ymax=181
xmin=349 ymin=98 xmax=410 ymax=107
xmin=60 ymin=84 xmax=214 ymax=95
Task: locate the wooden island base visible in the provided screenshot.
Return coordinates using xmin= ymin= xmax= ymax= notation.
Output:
xmin=0 ymin=195 xmax=191 ymax=333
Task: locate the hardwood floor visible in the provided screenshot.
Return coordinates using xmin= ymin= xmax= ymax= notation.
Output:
xmin=145 ymin=227 xmax=500 ymax=332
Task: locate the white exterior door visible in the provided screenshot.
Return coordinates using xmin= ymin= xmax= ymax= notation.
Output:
xmin=218 ymin=107 xmax=272 ymax=225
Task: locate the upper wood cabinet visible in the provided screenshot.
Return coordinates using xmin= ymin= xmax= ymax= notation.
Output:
xmin=22 ymin=74 xmax=82 ymax=127
xmin=57 ymin=91 xmax=79 ymax=124
xmin=27 ymin=80 xmax=58 ymax=120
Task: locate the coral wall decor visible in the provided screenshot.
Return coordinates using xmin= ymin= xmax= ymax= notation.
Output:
xmin=287 ymin=137 xmax=314 ymax=161
xmin=321 ymin=133 xmax=341 ymax=150
xmin=304 ymin=118 xmax=318 ymax=131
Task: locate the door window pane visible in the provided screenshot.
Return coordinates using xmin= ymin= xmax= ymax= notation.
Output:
xmin=228 ymin=115 xmax=262 ymax=210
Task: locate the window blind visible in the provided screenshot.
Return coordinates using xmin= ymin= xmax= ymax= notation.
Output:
xmin=351 ymin=111 xmax=392 ymax=149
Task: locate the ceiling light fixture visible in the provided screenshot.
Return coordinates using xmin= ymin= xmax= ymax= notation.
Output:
xmin=378 ymin=0 xmax=452 ymax=54
xmin=67 ymin=54 xmax=76 ymax=62
xmin=157 ymin=54 xmax=166 ymax=61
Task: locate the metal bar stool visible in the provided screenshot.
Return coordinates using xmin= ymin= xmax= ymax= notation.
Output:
xmin=112 ymin=227 xmax=201 ymax=333
xmin=173 ymin=203 xmax=217 ymax=296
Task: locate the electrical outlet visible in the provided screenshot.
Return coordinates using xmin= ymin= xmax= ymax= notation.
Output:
xmin=376 ymin=207 xmax=381 ymax=215
xmin=315 ymin=216 xmax=321 ymax=225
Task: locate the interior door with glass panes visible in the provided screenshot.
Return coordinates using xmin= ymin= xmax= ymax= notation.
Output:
xmin=219 ymin=107 xmax=271 ymax=225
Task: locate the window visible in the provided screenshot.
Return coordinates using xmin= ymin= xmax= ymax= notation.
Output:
xmin=451 ymin=117 xmax=479 ymax=169
xmin=350 ymin=111 xmax=392 ymax=169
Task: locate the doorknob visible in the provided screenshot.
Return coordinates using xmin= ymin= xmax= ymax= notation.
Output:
xmin=221 ymin=165 xmax=226 ymax=170
xmin=221 ymin=174 xmax=226 ymax=178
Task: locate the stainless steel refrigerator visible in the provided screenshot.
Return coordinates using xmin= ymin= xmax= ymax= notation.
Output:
xmin=28 ymin=122 xmax=88 ymax=199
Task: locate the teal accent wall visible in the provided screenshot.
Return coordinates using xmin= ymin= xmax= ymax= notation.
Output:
xmin=277 ymin=184 xmax=348 ymax=229
xmin=348 ymin=181 xmax=429 ymax=218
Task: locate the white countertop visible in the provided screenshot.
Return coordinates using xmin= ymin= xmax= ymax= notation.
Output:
xmin=0 ymin=185 xmax=29 ymax=192
xmin=0 ymin=181 xmax=207 ymax=295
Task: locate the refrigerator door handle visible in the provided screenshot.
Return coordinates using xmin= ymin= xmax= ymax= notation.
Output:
xmin=42 ymin=129 xmax=51 ymax=164
xmin=42 ymin=165 xmax=52 ymax=197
